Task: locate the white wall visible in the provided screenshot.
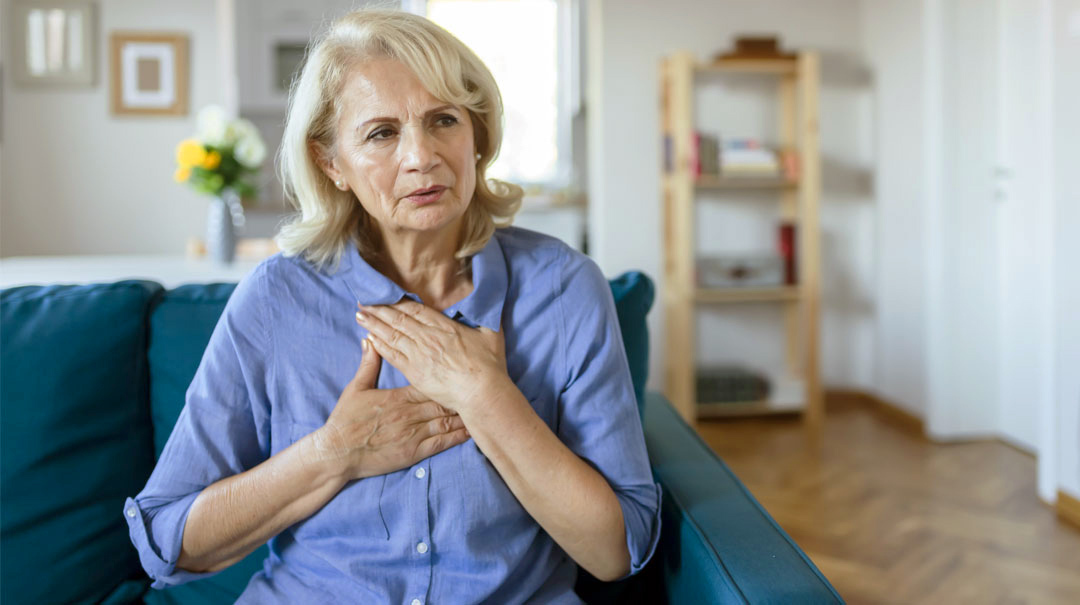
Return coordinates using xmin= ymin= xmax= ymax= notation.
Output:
xmin=859 ymin=1 xmax=931 ymax=419
xmin=587 ymin=0 xmax=875 ymax=394
xmin=1050 ymin=0 xmax=1080 ymax=502
xmin=1 ymin=0 xmax=226 ymax=257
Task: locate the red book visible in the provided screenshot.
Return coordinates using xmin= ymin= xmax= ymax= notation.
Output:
xmin=691 ymin=132 xmax=701 ymax=179
xmin=780 ymin=150 xmax=800 ymax=181
xmin=778 ymin=222 xmax=797 ymax=285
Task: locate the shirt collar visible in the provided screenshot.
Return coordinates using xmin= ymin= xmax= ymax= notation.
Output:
xmin=336 ymin=234 xmax=508 ymax=332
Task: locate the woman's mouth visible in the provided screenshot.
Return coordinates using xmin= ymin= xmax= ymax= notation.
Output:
xmin=407 ymin=187 xmax=446 ymax=205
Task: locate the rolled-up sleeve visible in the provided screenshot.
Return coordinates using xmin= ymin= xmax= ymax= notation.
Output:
xmin=553 ymin=248 xmax=662 ymax=580
xmin=123 ymin=265 xmax=273 ymax=588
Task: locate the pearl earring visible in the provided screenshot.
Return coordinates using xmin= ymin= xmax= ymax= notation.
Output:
xmin=335 ymin=179 xmax=344 ymax=189
xmin=475 ymin=152 xmax=481 ymax=160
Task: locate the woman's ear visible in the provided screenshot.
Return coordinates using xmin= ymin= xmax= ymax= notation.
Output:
xmin=309 ymin=140 xmax=340 ymax=183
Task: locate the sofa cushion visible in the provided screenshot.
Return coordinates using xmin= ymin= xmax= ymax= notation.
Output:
xmin=0 ymin=280 xmax=163 ymax=605
xmin=144 ymin=283 xmax=268 ymax=605
xmin=147 ymin=283 xmax=239 ymax=460
xmin=609 ymin=270 xmax=655 ymax=416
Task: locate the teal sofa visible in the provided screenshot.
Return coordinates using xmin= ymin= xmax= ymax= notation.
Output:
xmin=1 ymin=273 xmax=842 ymax=604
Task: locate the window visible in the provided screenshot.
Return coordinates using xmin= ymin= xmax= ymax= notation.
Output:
xmin=404 ymin=0 xmax=582 ymax=192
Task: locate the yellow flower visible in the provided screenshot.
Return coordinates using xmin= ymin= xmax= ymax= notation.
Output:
xmin=176 ymin=139 xmax=207 ymax=167
xmin=174 ymin=165 xmax=192 ymax=182
xmin=202 ymin=151 xmax=222 ymax=171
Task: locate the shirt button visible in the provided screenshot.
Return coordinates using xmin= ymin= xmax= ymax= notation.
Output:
xmin=416 ymin=542 xmax=428 ymax=554
xmin=414 ymin=467 xmax=426 ymax=479
xmin=126 ymin=507 xmax=136 ymax=518
xmin=411 ymin=600 xmax=422 ymax=605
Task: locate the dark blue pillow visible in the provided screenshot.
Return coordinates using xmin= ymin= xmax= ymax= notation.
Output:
xmin=1 ymin=280 xmax=163 ymax=605
xmin=144 ymin=283 xmax=266 ymax=605
xmin=608 ymin=271 xmax=655 ymax=418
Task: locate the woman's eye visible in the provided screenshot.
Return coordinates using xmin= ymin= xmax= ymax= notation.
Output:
xmin=369 ymin=129 xmax=393 ymax=140
xmin=437 ymin=115 xmax=458 ymax=126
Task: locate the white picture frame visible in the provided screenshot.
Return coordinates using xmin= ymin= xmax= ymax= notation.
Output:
xmin=11 ymin=0 xmax=97 ymax=87
xmin=109 ymin=32 xmax=189 ymax=116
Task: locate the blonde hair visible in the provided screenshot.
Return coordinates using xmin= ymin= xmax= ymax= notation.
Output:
xmin=274 ymin=6 xmax=523 ymax=273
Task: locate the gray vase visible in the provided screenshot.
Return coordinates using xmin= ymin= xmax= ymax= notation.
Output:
xmin=206 ymin=189 xmax=245 ymax=264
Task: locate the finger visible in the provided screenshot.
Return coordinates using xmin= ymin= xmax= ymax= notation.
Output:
xmin=350 ymin=338 xmax=382 ymax=390
xmin=357 ymin=306 xmax=418 ymax=358
xmin=391 ymin=299 xmax=448 ymax=330
xmin=422 ymin=413 xmax=466 ymax=439
xmin=411 ymin=400 xmax=458 ymax=421
xmin=416 ymin=427 xmax=471 ymax=458
xmin=366 ymin=331 xmax=410 ymax=368
xmin=363 ymin=303 xmax=432 ymax=342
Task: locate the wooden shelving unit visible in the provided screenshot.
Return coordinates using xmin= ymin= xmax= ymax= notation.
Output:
xmin=659 ymin=50 xmax=823 ymax=432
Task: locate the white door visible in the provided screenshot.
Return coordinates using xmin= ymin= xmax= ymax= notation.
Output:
xmin=994 ymin=0 xmax=1054 ymax=456
xmin=926 ymin=0 xmax=1002 ymax=440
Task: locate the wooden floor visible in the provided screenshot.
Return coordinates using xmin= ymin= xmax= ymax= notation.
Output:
xmin=696 ymin=396 xmax=1080 ymax=604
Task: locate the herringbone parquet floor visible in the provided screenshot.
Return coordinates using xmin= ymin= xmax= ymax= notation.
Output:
xmin=697 ymin=396 xmax=1080 ymax=604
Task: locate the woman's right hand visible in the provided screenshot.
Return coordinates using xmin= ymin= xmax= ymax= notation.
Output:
xmin=310 ymin=339 xmax=470 ymax=482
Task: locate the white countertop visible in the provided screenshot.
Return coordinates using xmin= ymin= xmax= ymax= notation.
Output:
xmin=0 ymin=255 xmax=262 ymax=290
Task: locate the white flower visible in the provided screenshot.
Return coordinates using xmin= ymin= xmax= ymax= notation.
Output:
xmin=235 ymin=135 xmax=267 ymax=168
xmin=196 ymin=105 xmax=228 ymax=146
xmin=224 ymin=118 xmax=258 ymax=147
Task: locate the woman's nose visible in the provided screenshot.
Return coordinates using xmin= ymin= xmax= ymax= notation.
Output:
xmin=400 ymin=126 xmax=440 ymax=173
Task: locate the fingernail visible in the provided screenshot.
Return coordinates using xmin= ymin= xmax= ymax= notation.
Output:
xmin=356 ymin=310 xmax=366 ymax=322
xmin=361 ymin=338 xmax=369 ymax=352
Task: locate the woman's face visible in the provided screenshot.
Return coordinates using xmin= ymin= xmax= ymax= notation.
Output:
xmin=320 ymin=57 xmax=477 ymax=242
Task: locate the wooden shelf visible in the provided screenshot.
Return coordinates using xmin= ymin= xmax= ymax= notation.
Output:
xmin=695 ymin=287 xmax=800 ymax=303
xmin=694 ymin=175 xmax=799 ymax=190
xmin=696 ymin=58 xmax=798 ymax=75
xmin=660 ymin=49 xmax=822 ymax=431
xmin=697 ymin=399 xmax=805 ymax=419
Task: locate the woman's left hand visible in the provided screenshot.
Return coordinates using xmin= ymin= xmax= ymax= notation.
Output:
xmin=355 ymin=300 xmax=513 ymax=416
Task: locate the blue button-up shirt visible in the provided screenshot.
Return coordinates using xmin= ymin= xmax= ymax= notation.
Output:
xmin=123 ymin=226 xmax=661 ymax=604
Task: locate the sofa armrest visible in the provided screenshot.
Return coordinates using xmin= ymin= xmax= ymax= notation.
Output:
xmin=642 ymin=392 xmax=844 ymax=604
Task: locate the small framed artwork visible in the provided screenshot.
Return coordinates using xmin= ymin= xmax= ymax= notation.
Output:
xmin=109 ymin=32 xmax=189 ymax=116
xmin=11 ymin=0 xmax=97 ymax=87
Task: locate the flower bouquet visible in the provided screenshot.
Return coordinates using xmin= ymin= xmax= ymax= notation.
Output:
xmin=175 ymin=105 xmax=267 ymax=263
xmin=174 ymin=105 xmax=267 ymax=197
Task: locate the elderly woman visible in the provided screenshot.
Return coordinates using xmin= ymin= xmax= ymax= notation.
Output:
xmin=124 ymin=8 xmax=660 ymax=603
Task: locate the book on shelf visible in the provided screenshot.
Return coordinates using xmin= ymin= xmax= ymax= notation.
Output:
xmin=695 ymin=367 xmax=804 ymax=409
xmin=721 ymin=138 xmax=780 ymax=178
xmin=694 ymin=222 xmax=797 ymax=289
xmin=696 ymin=255 xmax=784 ymax=289
xmin=778 ymin=222 xmax=797 ymax=285
xmin=663 ymin=135 xmax=672 ymax=173
xmin=662 ymin=132 xmax=799 ymax=183
xmin=696 ymin=365 xmax=770 ymax=404
xmin=690 ymin=132 xmax=721 ymax=179
xmin=778 ymin=149 xmax=800 ymax=181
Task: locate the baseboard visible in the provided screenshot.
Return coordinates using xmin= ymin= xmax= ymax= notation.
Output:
xmin=1057 ymin=490 xmax=1080 ymax=530
xmin=825 ymin=389 xmax=925 ymax=437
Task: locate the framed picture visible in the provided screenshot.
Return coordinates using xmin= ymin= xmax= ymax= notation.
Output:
xmin=11 ymin=0 xmax=97 ymax=87
xmin=109 ymin=32 xmax=188 ymax=116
